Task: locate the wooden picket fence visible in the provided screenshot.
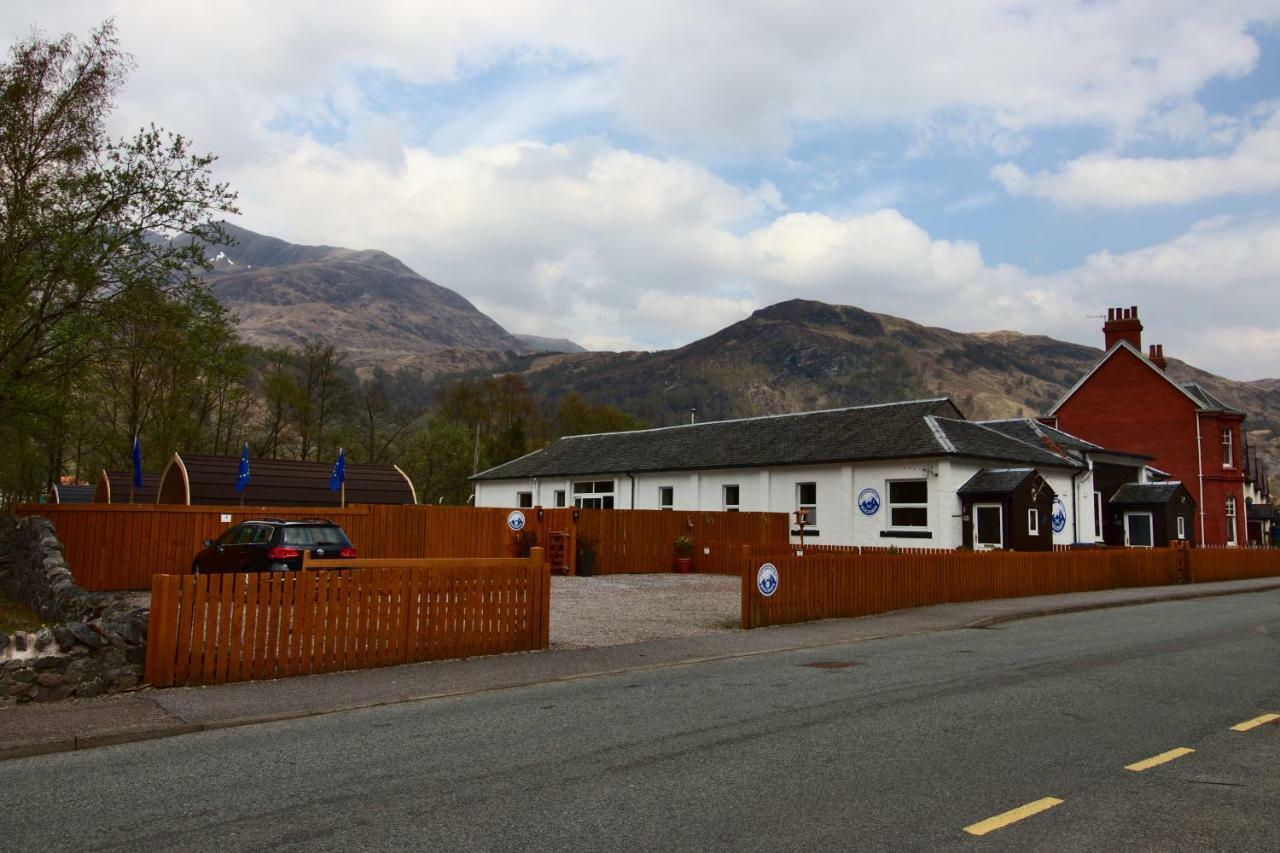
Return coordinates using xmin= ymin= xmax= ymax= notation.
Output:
xmin=1187 ymin=547 xmax=1280 ymax=582
xmin=145 ymin=550 xmax=549 ymax=687
xmin=13 ymin=503 xmax=789 ymax=589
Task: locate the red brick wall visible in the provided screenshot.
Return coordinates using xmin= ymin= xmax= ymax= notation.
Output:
xmin=1054 ymin=347 xmax=1246 ymax=545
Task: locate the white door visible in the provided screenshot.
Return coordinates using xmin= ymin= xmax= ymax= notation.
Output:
xmin=1124 ymin=512 xmax=1154 ymax=548
xmin=973 ymin=503 xmax=1003 ymax=550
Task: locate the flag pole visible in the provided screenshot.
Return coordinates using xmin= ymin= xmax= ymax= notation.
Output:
xmin=341 ymin=481 xmax=346 ymax=508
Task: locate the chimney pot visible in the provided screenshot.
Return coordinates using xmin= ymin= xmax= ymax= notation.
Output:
xmin=1102 ymin=304 xmax=1144 ymax=351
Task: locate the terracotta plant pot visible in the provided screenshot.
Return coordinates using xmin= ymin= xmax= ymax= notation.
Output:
xmin=675 ymin=557 xmax=692 ymax=574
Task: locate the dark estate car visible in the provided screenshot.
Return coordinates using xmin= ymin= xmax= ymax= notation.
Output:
xmin=192 ymin=518 xmax=357 ymax=574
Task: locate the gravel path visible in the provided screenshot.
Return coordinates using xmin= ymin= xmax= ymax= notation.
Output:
xmin=550 ymin=574 xmax=740 ymax=649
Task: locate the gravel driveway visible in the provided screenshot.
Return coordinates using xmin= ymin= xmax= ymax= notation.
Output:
xmin=550 ymin=574 xmax=740 ymax=649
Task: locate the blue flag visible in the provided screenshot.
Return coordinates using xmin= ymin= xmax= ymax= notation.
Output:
xmin=329 ymin=447 xmax=346 ymax=491
xmin=131 ymin=433 xmax=143 ymax=489
xmin=235 ymin=442 xmax=251 ymax=494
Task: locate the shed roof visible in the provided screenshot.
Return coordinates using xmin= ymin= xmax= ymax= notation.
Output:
xmin=957 ymin=468 xmax=1039 ymax=496
xmin=1110 ymin=482 xmax=1192 ymax=506
xmin=94 ymin=470 xmax=161 ymax=503
xmin=157 ymin=453 xmax=416 ymax=506
xmin=49 ymin=483 xmax=94 ymax=504
xmin=473 ymin=398 xmax=1081 ymax=481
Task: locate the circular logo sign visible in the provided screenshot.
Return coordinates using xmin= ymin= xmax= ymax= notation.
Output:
xmin=757 ymin=563 xmax=779 ymax=597
xmin=1050 ymin=497 xmax=1067 ymax=534
xmin=507 ymin=510 xmax=527 ymax=532
xmin=858 ymin=488 xmax=881 ymax=516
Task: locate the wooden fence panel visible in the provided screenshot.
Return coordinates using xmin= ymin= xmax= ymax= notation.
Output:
xmin=145 ymin=550 xmax=549 ymax=687
xmin=741 ymin=548 xmax=1193 ymax=629
xmin=1188 ymin=548 xmax=1280 ymax=582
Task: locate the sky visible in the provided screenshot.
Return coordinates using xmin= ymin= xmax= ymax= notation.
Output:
xmin=5 ymin=2 xmax=1280 ymax=379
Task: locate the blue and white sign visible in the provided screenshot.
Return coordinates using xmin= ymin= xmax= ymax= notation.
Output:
xmin=756 ymin=562 xmax=779 ymax=597
xmin=857 ymin=488 xmax=881 ymax=516
xmin=1050 ymin=497 xmax=1068 ymax=534
xmin=507 ymin=510 xmax=527 ymax=532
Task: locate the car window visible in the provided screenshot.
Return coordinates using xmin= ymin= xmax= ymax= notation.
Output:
xmin=216 ymin=525 xmax=244 ymax=546
xmin=282 ymin=526 xmax=351 ymax=547
xmin=234 ymin=525 xmax=261 ymax=545
xmin=251 ymin=525 xmax=274 ymax=544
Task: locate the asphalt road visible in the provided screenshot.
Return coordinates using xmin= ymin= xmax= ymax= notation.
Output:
xmin=3 ymin=592 xmax=1278 ymax=851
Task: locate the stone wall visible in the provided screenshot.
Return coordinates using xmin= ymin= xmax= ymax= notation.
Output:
xmin=0 ymin=516 xmax=149 ymax=702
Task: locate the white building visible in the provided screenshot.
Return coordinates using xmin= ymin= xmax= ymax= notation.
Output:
xmin=473 ymin=398 xmax=1149 ymax=550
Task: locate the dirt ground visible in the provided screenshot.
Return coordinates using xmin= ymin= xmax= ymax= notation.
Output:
xmin=550 ymin=573 xmax=740 ymax=649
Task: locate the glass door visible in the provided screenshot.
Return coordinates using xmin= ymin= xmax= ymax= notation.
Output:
xmin=1124 ymin=512 xmax=1154 ymax=548
xmin=973 ymin=503 xmax=1003 ymax=550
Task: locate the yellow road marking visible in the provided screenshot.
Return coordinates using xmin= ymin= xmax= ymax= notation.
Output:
xmin=964 ymin=797 xmax=1064 ymax=836
xmin=1231 ymin=713 xmax=1280 ymax=732
xmin=1125 ymin=747 xmax=1195 ymax=772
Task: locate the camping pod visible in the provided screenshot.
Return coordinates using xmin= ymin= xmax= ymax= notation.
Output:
xmin=156 ymin=452 xmax=417 ymax=506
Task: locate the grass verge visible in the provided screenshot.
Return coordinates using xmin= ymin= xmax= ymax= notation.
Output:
xmin=0 ymin=588 xmax=44 ymax=634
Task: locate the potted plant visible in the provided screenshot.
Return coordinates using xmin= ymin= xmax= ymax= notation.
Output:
xmin=674 ymin=534 xmax=694 ymax=573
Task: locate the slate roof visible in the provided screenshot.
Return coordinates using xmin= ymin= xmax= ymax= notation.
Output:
xmin=1181 ymin=382 xmax=1243 ymax=414
xmin=1247 ymin=503 xmax=1279 ymax=522
xmin=957 ymin=468 xmax=1036 ymax=496
xmin=1110 ymin=482 xmax=1190 ymax=505
xmin=978 ymin=419 xmax=1148 ymax=461
xmin=473 ymin=398 xmax=1082 ymax=481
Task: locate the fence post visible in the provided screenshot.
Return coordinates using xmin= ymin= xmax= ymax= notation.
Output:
xmin=530 ymin=546 xmax=549 ymax=648
xmin=740 ymin=544 xmax=753 ymax=630
xmin=1174 ymin=540 xmax=1191 ymax=584
xmin=144 ymin=573 xmax=179 ymax=687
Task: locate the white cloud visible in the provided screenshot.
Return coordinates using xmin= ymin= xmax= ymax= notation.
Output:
xmin=994 ymin=109 xmax=1280 ymax=206
xmin=5 ymin=0 xmax=1276 ymax=161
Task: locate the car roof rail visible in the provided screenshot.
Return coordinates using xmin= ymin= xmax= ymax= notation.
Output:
xmin=248 ymin=517 xmax=289 ymax=524
xmin=290 ymin=517 xmax=335 ymax=524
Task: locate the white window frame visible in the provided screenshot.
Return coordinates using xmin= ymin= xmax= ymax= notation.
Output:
xmin=658 ymin=486 xmax=674 ymax=511
xmin=554 ymin=490 xmax=565 ymax=508
xmin=1028 ymin=508 xmax=1039 ymax=536
xmin=1226 ymin=496 xmax=1238 ymax=545
xmin=722 ymin=484 xmax=740 ymax=513
xmin=1093 ymin=492 xmax=1103 ymax=541
xmin=972 ymin=503 xmax=1003 ymax=550
xmin=1177 ymin=515 xmax=1186 ymax=540
xmin=1125 ymin=512 xmax=1154 ymax=548
xmin=1223 ymin=429 xmax=1233 ymax=468
xmin=573 ymin=480 xmax=615 ymax=509
xmin=796 ymin=482 xmax=817 ymax=526
xmin=516 ymin=491 xmax=533 ymax=508
xmin=887 ymin=479 xmax=928 ymax=529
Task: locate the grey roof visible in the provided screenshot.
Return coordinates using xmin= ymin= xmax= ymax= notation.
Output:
xmin=1247 ymin=503 xmax=1279 ymax=522
xmin=1181 ymin=382 xmax=1243 ymax=415
xmin=473 ymin=398 xmax=1082 ymax=481
xmin=1110 ymin=482 xmax=1191 ymax=506
xmin=50 ymin=483 xmax=94 ymax=503
xmin=957 ymin=468 xmax=1037 ymax=496
xmin=977 ymin=418 xmax=1149 ymax=461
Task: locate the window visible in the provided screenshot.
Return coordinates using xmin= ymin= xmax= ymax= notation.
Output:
xmin=796 ymin=482 xmax=817 ymax=526
xmin=1223 ymin=429 xmax=1233 ymax=468
xmin=1028 ymin=508 xmax=1039 ymax=536
xmin=554 ymin=490 xmax=565 ymax=508
xmin=659 ymin=486 xmax=674 ymax=510
xmin=722 ymin=484 xmax=740 ymax=512
xmin=516 ymin=491 xmax=533 ymax=508
xmin=1226 ymin=496 xmax=1237 ymax=545
xmin=573 ymin=480 xmax=615 ymax=509
xmin=1177 ymin=515 xmax=1186 ymax=540
xmin=887 ymin=480 xmax=927 ymax=528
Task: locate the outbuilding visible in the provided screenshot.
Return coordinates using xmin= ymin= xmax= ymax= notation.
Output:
xmin=156 ymin=453 xmax=417 ymax=507
xmin=958 ymin=468 xmax=1056 ymax=551
xmin=48 ymin=483 xmax=94 ymax=504
xmin=93 ymin=470 xmax=161 ymax=503
xmin=1107 ymin=482 xmax=1196 ymax=547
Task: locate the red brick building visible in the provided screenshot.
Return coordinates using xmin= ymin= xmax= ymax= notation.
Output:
xmin=1045 ymin=306 xmax=1247 ymax=547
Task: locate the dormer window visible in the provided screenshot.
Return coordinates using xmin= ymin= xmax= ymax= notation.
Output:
xmin=1222 ymin=429 xmax=1233 ymax=468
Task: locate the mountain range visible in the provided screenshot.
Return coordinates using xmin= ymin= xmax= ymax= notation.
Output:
xmin=198 ymin=226 xmax=1279 ymax=487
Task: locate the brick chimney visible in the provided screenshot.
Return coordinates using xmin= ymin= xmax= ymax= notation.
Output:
xmin=1148 ymin=343 xmax=1167 ymax=371
xmin=1103 ymin=305 xmax=1142 ymax=351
